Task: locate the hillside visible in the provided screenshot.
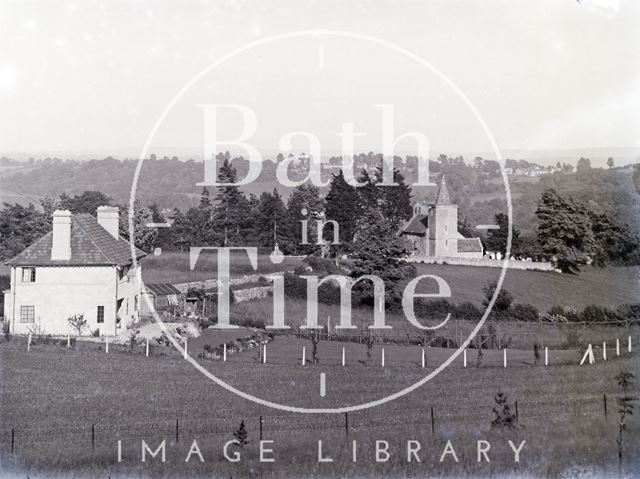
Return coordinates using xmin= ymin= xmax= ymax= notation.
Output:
xmin=0 ymin=157 xmax=638 ymax=239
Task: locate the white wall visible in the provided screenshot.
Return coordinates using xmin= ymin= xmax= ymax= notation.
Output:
xmin=7 ymin=265 xmax=120 ymax=336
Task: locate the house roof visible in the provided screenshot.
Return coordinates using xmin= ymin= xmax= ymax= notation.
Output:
xmin=400 ymin=214 xmax=428 ymax=235
xmin=457 ymin=237 xmax=483 ymax=253
xmin=145 ymin=283 xmax=181 ymax=296
xmin=5 ymin=213 xmax=146 ymax=267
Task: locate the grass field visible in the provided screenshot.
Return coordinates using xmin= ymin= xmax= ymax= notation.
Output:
xmin=140 ymin=251 xmax=639 ymax=311
xmin=1 ymin=331 xmax=639 ymax=478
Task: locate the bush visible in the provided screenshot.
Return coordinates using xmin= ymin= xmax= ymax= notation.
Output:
xmin=453 ymin=302 xmax=481 ymax=320
xmin=581 ymin=304 xmax=622 ymax=323
xmin=414 ymin=299 xmax=453 ymax=318
xmin=511 ymin=303 xmax=539 ymax=322
xmin=91 ymin=328 xmax=100 ymax=337
xmin=616 ymin=304 xmax=640 ymax=324
xmin=2 ymin=321 xmax=10 ymax=342
xmin=482 ymin=282 xmax=513 ymax=312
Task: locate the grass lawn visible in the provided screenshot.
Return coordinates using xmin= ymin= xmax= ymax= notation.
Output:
xmin=141 ymin=251 xmax=304 ymax=284
xmin=1 ymin=334 xmax=639 ymax=478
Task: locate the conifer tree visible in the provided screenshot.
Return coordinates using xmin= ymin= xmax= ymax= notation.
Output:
xmin=233 ymin=420 xmax=249 ymax=448
xmin=325 ymin=169 xmax=358 ymax=249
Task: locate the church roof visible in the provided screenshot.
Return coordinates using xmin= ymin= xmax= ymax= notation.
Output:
xmin=5 ymin=213 xmax=146 ymax=267
xmin=400 ymin=214 xmax=428 ymax=235
xmin=457 ymin=237 xmax=483 ymax=253
xmin=435 ymin=176 xmax=452 ymax=205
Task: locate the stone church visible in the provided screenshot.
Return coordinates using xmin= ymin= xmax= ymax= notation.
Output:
xmin=399 ymin=176 xmax=483 ymax=259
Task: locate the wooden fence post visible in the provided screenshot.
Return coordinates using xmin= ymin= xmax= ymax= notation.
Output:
xmin=223 ymin=343 xmax=227 ymax=362
xmin=175 ymin=419 xmax=179 ymax=444
xmin=259 ymin=415 xmax=263 ymax=440
xmin=463 ymin=349 xmax=467 ymax=368
xmin=616 ymin=338 xmax=620 ymax=356
xmin=342 ymin=347 xmax=346 ymax=366
xmin=105 ymin=335 xmax=109 ymax=353
xmin=183 ymin=339 xmax=188 ymax=359
xmin=430 ymin=407 xmax=435 ymax=434
xmin=602 ymin=342 xmax=607 ymax=361
xmin=67 ymin=333 xmax=71 ymax=349
xmin=91 ymin=423 xmax=95 ymax=450
xmin=381 ymin=348 xmax=385 ymax=367
xmin=262 ymin=344 xmax=266 ymax=364
xmin=11 ymin=428 xmax=14 ymax=454
xmin=145 ymin=338 xmax=149 ymax=357
xmin=515 ymin=401 xmax=519 ymax=424
xmin=345 ymin=412 xmax=349 ymax=437
xmin=27 ymin=333 xmax=31 ymax=352
xmin=628 ymin=336 xmax=632 ymax=353
xmin=503 ymin=348 xmax=507 ymax=368
xmin=421 ymin=348 xmax=426 ymax=368
xmin=603 ymin=394 xmax=608 ymax=419
xmin=301 ymin=346 xmax=305 ymax=365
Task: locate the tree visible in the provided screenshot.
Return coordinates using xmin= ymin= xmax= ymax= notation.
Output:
xmin=325 ymin=169 xmax=359 ymax=249
xmin=285 ymin=184 xmax=325 ymax=254
xmin=212 ymin=159 xmax=251 ymax=246
xmin=576 ymin=157 xmax=592 ymax=177
xmin=606 ymin=157 xmax=614 ymax=169
xmin=59 ymin=191 xmax=112 ymax=215
xmin=484 ymin=212 xmax=521 ymax=256
xmin=233 ymin=420 xmax=249 ymax=448
xmin=118 ymin=200 xmax=157 ymax=251
xmin=482 ymin=281 xmax=513 ymax=312
xmin=67 ymin=313 xmax=87 ymax=336
xmin=588 ymin=210 xmax=639 ymax=266
xmin=350 ymin=207 xmax=414 ymax=307
xmin=535 ymin=189 xmax=597 ymax=273
xmin=0 ymin=204 xmax=51 ymax=261
xmin=254 ymin=189 xmax=291 ymax=251
xmin=491 ymin=392 xmax=517 ymax=429
xmin=199 ymin=187 xmax=211 ymax=208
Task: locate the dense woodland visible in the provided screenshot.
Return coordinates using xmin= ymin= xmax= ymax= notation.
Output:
xmin=0 ymin=155 xmax=638 ymax=275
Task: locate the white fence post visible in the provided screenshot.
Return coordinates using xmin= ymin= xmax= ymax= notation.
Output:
xmin=105 ymin=335 xmax=109 ymax=353
xmin=262 ymin=344 xmax=266 ymax=364
xmin=301 ymin=346 xmax=305 ymax=365
xmin=381 ymin=348 xmax=385 ymax=367
xmin=628 ymin=336 xmax=632 ymax=353
xmin=223 ymin=343 xmax=227 ymax=362
xmin=463 ymin=349 xmax=467 ymax=368
xmin=342 ymin=347 xmax=346 ymax=366
xmin=145 ymin=338 xmax=149 ymax=357
xmin=67 ymin=333 xmax=70 ymax=349
xmin=616 ymin=338 xmax=620 ymax=356
xmin=545 ymin=347 xmax=548 ymax=366
xmin=580 ymin=344 xmax=595 ymax=365
xmin=602 ymin=341 xmax=607 ymax=361
xmin=503 ymin=348 xmax=507 ymax=368
xmin=183 ymin=338 xmax=187 ymax=359
xmin=27 ymin=333 xmax=31 ymax=352
xmin=421 ymin=348 xmax=426 ymax=368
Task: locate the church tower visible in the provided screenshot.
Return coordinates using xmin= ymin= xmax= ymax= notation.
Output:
xmin=428 ymin=176 xmax=459 ymax=257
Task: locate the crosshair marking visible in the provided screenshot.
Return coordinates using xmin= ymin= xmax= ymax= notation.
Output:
xmin=320 ymin=373 xmax=326 ymax=397
xmin=475 ymin=224 xmax=500 ymax=230
xmin=145 ymin=222 xmax=172 ymax=228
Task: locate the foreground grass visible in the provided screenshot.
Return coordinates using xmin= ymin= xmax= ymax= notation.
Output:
xmin=1 ymin=337 xmax=639 ymax=478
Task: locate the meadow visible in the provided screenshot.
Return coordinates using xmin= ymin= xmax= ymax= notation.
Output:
xmin=1 ymin=330 xmax=639 ymax=478
xmin=141 ymin=251 xmax=639 ymax=311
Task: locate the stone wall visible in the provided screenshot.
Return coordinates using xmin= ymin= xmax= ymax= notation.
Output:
xmin=406 ymin=256 xmax=558 ymax=272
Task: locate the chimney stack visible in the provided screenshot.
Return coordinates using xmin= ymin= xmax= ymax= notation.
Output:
xmin=97 ymin=206 xmax=120 ymax=240
xmin=51 ymin=210 xmax=72 ymax=260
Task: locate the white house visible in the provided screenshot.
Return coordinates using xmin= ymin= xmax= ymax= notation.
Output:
xmin=399 ymin=176 xmax=483 ymax=259
xmin=3 ymin=206 xmax=146 ymax=336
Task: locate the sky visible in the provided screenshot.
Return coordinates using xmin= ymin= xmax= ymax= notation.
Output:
xmin=0 ymin=0 xmax=638 ymax=162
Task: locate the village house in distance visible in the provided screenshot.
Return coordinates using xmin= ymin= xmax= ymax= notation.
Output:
xmin=3 ymin=207 xmax=145 ymax=336
xmin=399 ymin=176 xmax=484 ymax=259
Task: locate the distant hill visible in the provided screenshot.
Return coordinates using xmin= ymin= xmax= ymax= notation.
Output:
xmin=0 ymin=156 xmax=638 ymax=239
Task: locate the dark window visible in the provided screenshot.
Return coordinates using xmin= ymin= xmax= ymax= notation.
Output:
xmin=97 ymin=306 xmax=104 ymax=323
xmin=20 ymin=306 xmax=35 ymax=323
xmin=22 ymin=267 xmax=36 ymax=283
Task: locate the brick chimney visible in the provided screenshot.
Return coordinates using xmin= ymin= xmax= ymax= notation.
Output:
xmin=97 ymin=206 xmax=120 ymax=240
xmin=51 ymin=210 xmax=72 ymax=260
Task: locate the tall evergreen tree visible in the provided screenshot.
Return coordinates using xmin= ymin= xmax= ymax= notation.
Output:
xmin=325 ymin=169 xmax=359 ymax=250
xmin=484 ymin=212 xmax=522 ymax=256
xmin=213 ymin=159 xmax=250 ymax=246
xmin=285 ymin=184 xmax=325 ymax=254
xmin=255 ymin=189 xmax=291 ymax=251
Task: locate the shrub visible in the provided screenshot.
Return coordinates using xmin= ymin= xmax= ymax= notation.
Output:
xmin=616 ymin=304 xmax=640 ymax=325
xmin=91 ymin=328 xmax=100 ymax=337
xmin=2 ymin=321 xmax=10 ymax=342
xmin=482 ymin=282 xmax=513 ymax=311
xmin=511 ymin=303 xmax=539 ymax=322
xmin=454 ymin=302 xmax=481 ymax=320
xmin=581 ymin=304 xmax=622 ymax=323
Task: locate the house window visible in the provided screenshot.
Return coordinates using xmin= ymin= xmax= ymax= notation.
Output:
xmin=22 ymin=267 xmax=36 ymax=283
xmin=20 ymin=306 xmax=35 ymax=323
xmin=97 ymin=306 xmax=104 ymax=323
